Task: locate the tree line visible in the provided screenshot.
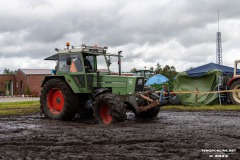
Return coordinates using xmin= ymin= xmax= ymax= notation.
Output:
xmin=2 ymin=68 xmax=16 ymax=74
xmin=3 ymin=65 xmax=178 ymax=79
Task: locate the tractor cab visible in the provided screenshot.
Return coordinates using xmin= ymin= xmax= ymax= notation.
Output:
xmin=233 ymin=60 xmax=240 ymax=77
xmin=45 ymin=43 xmax=112 ymax=75
xmin=43 ymin=43 xmax=119 ymax=94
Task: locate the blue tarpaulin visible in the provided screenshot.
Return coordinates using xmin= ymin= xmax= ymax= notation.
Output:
xmin=186 ymin=62 xmax=240 ymax=77
xmin=146 ymin=74 xmax=169 ymax=85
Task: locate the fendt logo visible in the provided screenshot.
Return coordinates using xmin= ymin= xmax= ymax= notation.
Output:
xmin=128 ymin=79 xmax=134 ymax=85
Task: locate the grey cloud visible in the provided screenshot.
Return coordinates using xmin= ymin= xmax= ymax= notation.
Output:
xmin=1 ymin=0 xmax=240 ymax=72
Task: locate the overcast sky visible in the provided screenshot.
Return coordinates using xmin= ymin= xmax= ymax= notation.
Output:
xmin=1 ymin=0 xmax=240 ymax=73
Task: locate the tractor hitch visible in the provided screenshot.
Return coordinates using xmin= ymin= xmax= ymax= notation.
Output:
xmin=137 ymin=87 xmax=173 ymax=113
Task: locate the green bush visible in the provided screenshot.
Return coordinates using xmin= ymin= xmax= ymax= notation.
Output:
xmin=0 ymin=89 xmax=5 ymax=96
xmin=25 ymin=85 xmax=31 ymax=95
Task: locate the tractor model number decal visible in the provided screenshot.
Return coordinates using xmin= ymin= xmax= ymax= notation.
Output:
xmin=128 ymin=79 xmax=134 ymax=85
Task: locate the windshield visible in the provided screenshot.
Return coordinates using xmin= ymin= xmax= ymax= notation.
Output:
xmin=96 ymin=55 xmax=109 ymax=72
xmin=133 ymin=70 xmax=154 ymax=78
xmin=145 ymin=71 xmax=154 ymax=78
xmin=133 ymin=72 xmax=142 ymax=76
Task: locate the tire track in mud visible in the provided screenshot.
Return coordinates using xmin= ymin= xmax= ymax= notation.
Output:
xmin=0 ymin=111 xmax=240 ymax=160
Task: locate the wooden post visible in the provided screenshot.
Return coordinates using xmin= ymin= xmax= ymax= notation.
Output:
xmin=195 ymin=87 xmax=198 ymax=104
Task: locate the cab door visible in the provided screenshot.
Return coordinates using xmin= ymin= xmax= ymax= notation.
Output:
xmin=69 ymin=54 xmax=95 ymax=93
xmin=83 ymin=55 xmax=96 ymax=91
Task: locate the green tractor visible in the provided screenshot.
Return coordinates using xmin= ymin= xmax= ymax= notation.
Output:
xmin=133 ymin=69 xmax=155 ymax=81
xmin=40 ymin=43 xmax=161 ymax=124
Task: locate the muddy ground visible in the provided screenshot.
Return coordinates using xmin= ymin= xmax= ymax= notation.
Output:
xmin=0 ymin=111 xmax=239 ymax=160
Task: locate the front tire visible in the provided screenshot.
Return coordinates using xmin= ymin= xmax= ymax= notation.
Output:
xmin=40 ymin=78 xmax=77 ymax=120
xmin=229 ymin=79 xmax=240 ymax=105
xmin=93 ymin=93 xmax=126 ymax=124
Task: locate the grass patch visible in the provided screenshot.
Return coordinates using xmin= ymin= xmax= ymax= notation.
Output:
xmin=1 ymin=101 xmax=239 ymax=117
xmin=161 ymin=105 xmax=240 ymax=111
xmin=0 ymin=101 xmax=40 ymax=116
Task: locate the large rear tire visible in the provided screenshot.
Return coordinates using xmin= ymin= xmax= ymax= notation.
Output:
xmin=93 ymin=93 xmax=126 ymax=124
xmin=40 ymin=78 xmax=78 ymax=120
xmin=229 ymin=79 xmax=240 ymax=105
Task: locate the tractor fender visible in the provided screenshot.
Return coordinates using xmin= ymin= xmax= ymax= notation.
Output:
xmin=41 ymin=75 xmax=65 ymax=87
xmin=93 ymin=91 xmax=141 ymax=114
xmin=93 ymin=88 xmax=111 ymax=99
xmin=41 ymin=75 xmax=80 ymax=93
xmin=228 ymin=77 xmax=240 ymax=87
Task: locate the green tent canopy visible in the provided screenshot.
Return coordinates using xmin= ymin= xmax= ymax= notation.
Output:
xmin=173 ymin=70 xmax=222 ymax=106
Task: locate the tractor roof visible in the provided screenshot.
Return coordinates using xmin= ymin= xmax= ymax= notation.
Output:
xmin=45 ymin=44 xmax=120 ymax=60
xmin=134 ymin=70 xmax=154 ymax=72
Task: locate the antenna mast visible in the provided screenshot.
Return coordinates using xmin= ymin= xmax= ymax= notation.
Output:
xmin=216 ymin=9 xmax=222 ymax=65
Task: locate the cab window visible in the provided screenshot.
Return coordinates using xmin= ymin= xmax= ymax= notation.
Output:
xmin=70 ymin=56 xmax=83 ymax=72
xmin=58 ymin=55 xmax=70 ymax=73
xmin=84 ymin=55 xmax=95 ymax=71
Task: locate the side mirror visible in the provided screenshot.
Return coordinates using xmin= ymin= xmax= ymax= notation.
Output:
xmin=66 ymin=57 xmax=71 ymax=65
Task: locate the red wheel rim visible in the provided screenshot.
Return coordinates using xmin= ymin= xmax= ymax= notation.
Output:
xmin=47 ymin=88 xmax=64 ymax=114
xmin=100 ymin=104 xmax=112 ymax=124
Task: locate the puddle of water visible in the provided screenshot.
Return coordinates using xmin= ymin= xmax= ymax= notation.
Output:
xmin=0 ymin=122 xmax=40 ymax=131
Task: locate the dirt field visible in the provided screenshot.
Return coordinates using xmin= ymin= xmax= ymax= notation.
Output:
xmin=0 ymin=110 xmax=239 ymax=160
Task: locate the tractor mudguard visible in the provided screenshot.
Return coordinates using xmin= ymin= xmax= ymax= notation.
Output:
xmin=93 ymin=88 xmax=111 ymax=99
xmin=41 ymin=75 xmax=65 ymax=87
xmin=41 ymin=75 xmax=81 ymax=93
